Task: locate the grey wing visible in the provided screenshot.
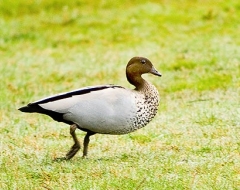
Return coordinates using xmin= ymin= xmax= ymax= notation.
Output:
xmin=63 ymin=88 xmax=137 ymax=134
xmin=19 ymin=85 xmax=125 ymax=125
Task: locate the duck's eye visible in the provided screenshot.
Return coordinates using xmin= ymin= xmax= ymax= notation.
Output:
xmin=140 ymin=59 xmax=146 ymax=64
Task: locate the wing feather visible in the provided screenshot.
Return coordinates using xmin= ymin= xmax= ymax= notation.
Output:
xmin=18 ymin=85 xmax=124 ymax=124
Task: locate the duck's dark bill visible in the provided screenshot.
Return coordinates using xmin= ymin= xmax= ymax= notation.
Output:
xmin=150 ymin=67 xmax=162 ymax=77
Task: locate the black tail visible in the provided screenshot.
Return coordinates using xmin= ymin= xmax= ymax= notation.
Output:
xmin=18 ymin=104 xmax=39 ymax=113
xmin=18 ymin=104 xmax=73 ymax=125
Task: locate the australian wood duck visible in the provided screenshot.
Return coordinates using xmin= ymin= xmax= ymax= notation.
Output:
xmin=19 ymin=57 xmax=162 ymax=159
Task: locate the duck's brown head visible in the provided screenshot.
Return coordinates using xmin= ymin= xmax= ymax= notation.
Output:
xmin=126 ymin=57 xmax=161 ymax=89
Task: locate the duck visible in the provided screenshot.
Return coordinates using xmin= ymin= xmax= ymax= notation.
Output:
xmin=19 ymin=57 xmax=162 ymax=160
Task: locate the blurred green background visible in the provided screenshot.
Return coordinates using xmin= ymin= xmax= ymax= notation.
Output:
xmin=0 ymin=0 xmax=240 ymax=189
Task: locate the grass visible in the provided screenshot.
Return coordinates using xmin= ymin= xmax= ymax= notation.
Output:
xmin=0 ymin=0 xmax=240 ymax=189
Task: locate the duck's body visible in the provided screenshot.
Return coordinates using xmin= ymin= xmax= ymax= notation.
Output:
xmin=19 ymin=57 xmax=161 ymax=159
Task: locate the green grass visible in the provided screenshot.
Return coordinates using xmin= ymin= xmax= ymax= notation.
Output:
xmin=1 ymin=0 xmax=240 ymax=189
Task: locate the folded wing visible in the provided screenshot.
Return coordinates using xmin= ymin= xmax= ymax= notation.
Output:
xmin=19 ymin=85 xmax=124 ymax=125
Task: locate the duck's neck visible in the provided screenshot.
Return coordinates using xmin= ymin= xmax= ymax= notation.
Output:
xmin=127 ymin=72 xmax=148 ymax=91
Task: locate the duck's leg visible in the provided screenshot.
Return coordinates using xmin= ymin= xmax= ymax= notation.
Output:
xmin=82 ymin=131 xmax=95 ymax=158
xmin=65 ymin=124 xmax=81 ymax=160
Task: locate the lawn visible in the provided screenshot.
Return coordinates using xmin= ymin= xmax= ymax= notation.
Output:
xmin=0 ymin=0 xmax=240 ymax=189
